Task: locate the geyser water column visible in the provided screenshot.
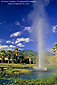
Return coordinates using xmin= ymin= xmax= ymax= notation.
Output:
xmin=32 ymin=0 xmax=50 ymax=71
xmin=33 ymin=18 xmax=48 ymax=71
xmin=38 ymin=19 xmax=45 ymax=68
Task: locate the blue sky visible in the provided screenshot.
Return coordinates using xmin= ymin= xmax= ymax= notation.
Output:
xmin=0 ymin=0 xmax=57 ymax=52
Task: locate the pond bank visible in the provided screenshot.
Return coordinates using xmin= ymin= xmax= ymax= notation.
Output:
xmin=0 ymin=75 xmax=57 ymax=85
xmin=0 ymin=64 xmax=57 ymax=84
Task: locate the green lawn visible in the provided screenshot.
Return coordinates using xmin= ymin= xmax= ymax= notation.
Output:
xmin=0 ymin=63 xmax=57 ymax=68
xmin=0 ymin=63 xmax=57 ymax=69
xmin=0 ymin=63 xmax=36 ymax=68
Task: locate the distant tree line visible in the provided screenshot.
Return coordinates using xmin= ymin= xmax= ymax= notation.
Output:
xmin=0 ymin=48 xmax=37 ymax=64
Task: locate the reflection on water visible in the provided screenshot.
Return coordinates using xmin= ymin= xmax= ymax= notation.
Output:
xmin=0 ymin=80 xmax=14 ymax=85
xmin=0 ymin=68 xmax=57 ymax=84
xmin=19 ymin=68 xmax=57 ymax=80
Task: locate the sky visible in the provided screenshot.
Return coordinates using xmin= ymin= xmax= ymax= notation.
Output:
xmin=0 ymin=0 xmax=57 ymax=52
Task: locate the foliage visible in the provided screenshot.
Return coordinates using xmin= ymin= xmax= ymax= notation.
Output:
xmin=22 ymin=49 xmax=38 ymax=64
xmin=0 ymin=48 xmax=38 ymax=64
xmin=53 ymin=43 xmax=57 ymax=49
xmin=0 ymin=75 xmax=57 ymax=85
xmin=52 ymin=43 xmax=57 ymax=55
xmin=45 ymin=55 xmax=57 ymax=65
xmin=0 ymin=63 xmax=36 ymax=68
xmin=22 ymin=49 xmax=38 ymax=57
xmin=11 ymin=76 xmax=57 ymax=84
xmin=0 ymin=64 xmax=57 ymax=84
xmin=6 ymin=68 xmax=32 ymax=76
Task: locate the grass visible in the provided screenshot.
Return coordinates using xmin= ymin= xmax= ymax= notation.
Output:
xmin=6 ymin=68 xmax=32 ymax=75
xmin=0 ymin=64 xmax=57 ymax=84
xmin=0 ymin=63 xmax=57 ymax=69
xmin=0 ymin=63 xmax=36 ymax=68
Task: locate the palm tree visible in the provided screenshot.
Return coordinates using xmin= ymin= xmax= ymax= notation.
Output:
xmin=0 ymin=50 xmax=6 ymax=63
xmin=11 ymin=51 xmax=16 ymax=63
xmin=14 ymin=48 xmax=24 ymax=63
xmin=28 ymin=52 xmax=33 ymax=64
xmin=6 ymin=50 xmax=12 ymax=63
xmin=52 ymin=43 xmax=57 ymax=56
xmin=19 ymin=53 xmax=24 ymax=63
xmin=14 ymin=48 xmax=21 ymax=63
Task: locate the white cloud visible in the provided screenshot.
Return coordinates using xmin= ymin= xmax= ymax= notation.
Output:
xmin=10 ymin=31 xmax=21 ymax=37
xmin=17 ymin=43 xmax=24 ymax=47
xmin=24 ymin=27 xmax=31 ymax=33
xmin=6 ymin=48 xmax=13 ymax=51
xmin=15 ymin=38 xmax=30 ymax=44
xmin=6 ymin=40 xmax=14 ymax=44
xmin=52 ymin=25 xmax=57 ymax=33
xmin=9 ymin=45 xmax=16 ymax=48
xmin=22 ymin=19 xmax=25 ymax=21
xmin=0 ymin=44 xmax=8 ymax=49
xmin=25 ymin=38 xmax=30 ymax=42
xmin=15 ymin=21 xmax=20 ymax=26
xmin=0 ymin=44 xmax=16 ymax=50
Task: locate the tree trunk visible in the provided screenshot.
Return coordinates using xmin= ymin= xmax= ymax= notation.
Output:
xmin=8 ymin=60 xmax=10 ymax=63
xmin=56 ymin=51 xmax=57 ymax=56
xmin=2 ymin=56 xmax=4 ymax=63
xmin=2 ymin=59 xmax=3 ymax=63
xmin=29 ymin=58 xmax=31 ymax=64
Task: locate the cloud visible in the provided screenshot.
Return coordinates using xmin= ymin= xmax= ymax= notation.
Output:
xmin=0 ymin=23 xmax=2 ymax=25
xmin=24 ymin=27 xmax=31 ymax=33
xmin=15 ymin=38 xmax=31 ymax=44
xmin=52 ymin=25 xmax=57 ymax=33
xmin=10 ymin=31 xmax=21 ymax=37
xmin=15 ymin=21 xmax=20 ymax=26
xmin=6 ymin=40 xmax=14 ymax=44
xmin=9 ymin=45 xmax=16 ymax=48
xmin=22 ymin=19 xmax=25 ymax=21
xmin=0 ymin=44 xmax=16 ymax=50
xmin=45 ymin=0 xmax=51 ymax=6
xmin=0 ymin=44 xmax=8 ymax=49
xmin=17 ymin=43 xmax=24 ymax=47
xmin=6 ymin=48 xmax=14 ymax=51
xmin=0 ymin=39 xmax=2 ymax=43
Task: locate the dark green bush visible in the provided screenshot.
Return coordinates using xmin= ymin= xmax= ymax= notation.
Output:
xmin=12 ymin=76 xmax=57 ymax=84
xmin=0 ymin=73 xmax=57 ymax=85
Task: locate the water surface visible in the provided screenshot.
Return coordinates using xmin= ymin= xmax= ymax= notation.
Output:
xmin=19 ymin=68 xmax=57 ymax=80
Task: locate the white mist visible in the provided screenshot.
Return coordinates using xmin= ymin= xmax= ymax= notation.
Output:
xmin=29 ymin=0 xmax=51 ymax=70
xmin=38 ymin=19 xmax=45 ymax=68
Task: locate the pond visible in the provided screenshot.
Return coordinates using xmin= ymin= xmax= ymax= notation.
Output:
xmin=0 ymin=67 xmax=57 ymax=84
xmin=0 ymin=80 xmax=14 ymax=85
xmin=19 ymin=68 xmax=57 ymax=80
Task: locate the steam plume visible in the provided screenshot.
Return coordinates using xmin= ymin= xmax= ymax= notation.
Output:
xmin=29 ymin=0 xmax=53 ymax=67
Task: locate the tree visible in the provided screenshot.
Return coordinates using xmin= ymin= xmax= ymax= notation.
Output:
xmin=52 ymin=43 xmax=57 ymax=56
xmin=19 ymin=54 xmax=24 ymax=63
xmin=0 ymin=50 xmax=6 ymax=63
xmin=11 ymin=51 xmax=16 ymax=63
xmin=6 ymin=50 xmax=12 ymax=63
xmin=14 ymin=48 xmax=21 ymax=63
xmin=28 ymin=52 xmax=33 ymax=64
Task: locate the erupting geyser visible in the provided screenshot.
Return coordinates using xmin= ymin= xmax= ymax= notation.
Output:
xmin=32 ymin=0 xmax=50 ymax=71
xmin=38 ymin=19 xmax=45 ymax=69
xmin=34 ymin=19 xmax=48 ymax=71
